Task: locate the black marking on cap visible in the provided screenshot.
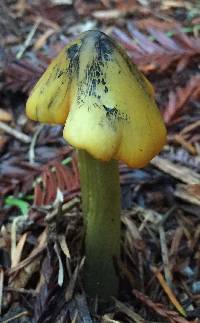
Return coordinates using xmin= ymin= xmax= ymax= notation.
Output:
xmin=96 ymin=71 xmax=100 ymax=78
xmin=75 ymin=31 xmax=115 ymax=106
xmin=47 ymin=84 xmax=63 ymax=110
xmin=57 ymin=69 xmax=64 ymax=78
xmin=79 ymin=58 xmax=105 ymax=101
xmin=66 ymin=43 xmax=81 ymax=78
xmin=103 ymin=104 xmax=130 ymax=122
xmin=103 ymin=105 xmax=118 ymax=118
xmin=67 ymin=44 xmax=80 ymax=60
xmin=47 ymin=97 xmax=55 ymax=110
xmin=95 ymin=32 xmax=114 ymax=62
xmin=104 ymin=86 xmax=108 ymax=93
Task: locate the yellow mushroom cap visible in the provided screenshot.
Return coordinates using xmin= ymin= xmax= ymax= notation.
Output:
xmin=26 ymin=30 xmax=166 ymax=168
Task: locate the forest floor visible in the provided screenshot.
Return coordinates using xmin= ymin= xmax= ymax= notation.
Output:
xmin=0 ymin=0 xmax=200 ymax=322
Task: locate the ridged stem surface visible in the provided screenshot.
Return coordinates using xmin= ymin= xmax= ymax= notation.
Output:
xmin=78 ymin=150 xmax=121 ymax=305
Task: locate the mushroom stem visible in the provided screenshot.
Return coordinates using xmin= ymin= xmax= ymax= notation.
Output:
xmin=78 ymin=150 xmax=121 ymax=305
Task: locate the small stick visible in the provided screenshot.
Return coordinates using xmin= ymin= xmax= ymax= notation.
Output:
xmin=7 ymin=244 xmax=46 ymax=276
xmin=159 ymin=225 xmax=173 ymax=288
xmin=158 ymin=206 xmax=176 ymax=288
xmin=16 ymin=18 xmax=41 ymax=59
xmin=2 ymin=311 xmax=29 ymax=323
xmin=3 ymin=286 xmax=37 ymax=296
xmin=151 ymin=266 xmax=186 ymax=317
xmin=28 ymin=124 xmax=44 ymax=163
xmin=0 ymin=268 xmax=4 ymax=315
xmin=0 ymin=121 xmax=31 ymax=143
xmin=151 ymin=155 xmax=200 ymax=184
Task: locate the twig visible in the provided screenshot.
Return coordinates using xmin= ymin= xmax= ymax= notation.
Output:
xmin=8 ymin=230 xmax=47 ymax=291
xmin=3 ymin=286 xmax=37 ymax=296
xmin=28 ymin=124 xmax=44 ymax=163
xmin=174 ymin=134 xmax=197 ymax=155
xmin=54 ymin=242 xmax=64 ymax=286
xmin=151 ymin=266 xmax=186 ymax=317
xmin=58 ymin=234 xmax=70 ymax=258
xmin=0 ymin=121 xmax=31 ymax=143
xmin=175 ymin=184 xmax=200 ymax=206
xmin=2 ymin=311 xmax=29 ymax=323
xmin=157 ymin=207 xmax=176 ymax=289
xmin=132 ymin=289 xmax=189 ymax=323
xmin=0 ymin=268 xmax=4 ymax=315
xmin=7 ymin=244 xmax=46 ymax=276
xmin=11 ymin=232 xmax=28 ymax=268
xmin=16 ymin=18 xmax=41 ymax=59
xmin=65 ymin=258 xmax=85 ymax=302
xmin=180 ymin=120 xmax=200 ymax=135
xmin=151 ymin=156 xmax=200 ymax=184
xmin=11 ymin=216 xmax=28 ymax=267
xmin=159 ymin=225 xmax=173 ymax=288
xmin=114 ymin=299 xmax=145 ymax=323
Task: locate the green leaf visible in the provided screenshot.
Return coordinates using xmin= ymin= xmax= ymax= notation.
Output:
xmin=61 ymin=156 xmax=72 ymax=165
xmin=5 ymin=196 xmax=30 ymax=215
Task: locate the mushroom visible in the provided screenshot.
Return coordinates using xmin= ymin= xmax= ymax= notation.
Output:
xmin=26 ymin=30 xmax=166 ymax=307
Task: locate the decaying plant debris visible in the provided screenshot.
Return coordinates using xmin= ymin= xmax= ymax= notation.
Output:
xmin=0 ymin=0 xmax=200 ymax=322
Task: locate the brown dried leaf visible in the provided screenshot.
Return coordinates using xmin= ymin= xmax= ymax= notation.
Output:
xmin=163 ymin=75 xmax=200 ymax=124
xmin=4 ymin=58 xmax=46 ymax=93
xmin=33 ymin=29 xmax=56 ymax=51
xmin=152 ymin=266 xmax=186 ymax=317
xmin=132 ymin=289 xmax=190 ymax=323
xmin=175 ymin=184 xmax=200 ymax=206
xmin=11 ymin=232 xmax=28 ymax=268
xmin=136 ymin=18 xmax=178 ymax=31
xmin=34 ymin=183 xmax=45 ymax=206
xmin=42 ymin=168 xmax=57 ymax=204
xmin=0 ymin=109 xmax=13 ymax=122
xmin=0 ymin=134 xmax=8 ymax=151
xmin=112 ymin=25 xmax=200 ymax=72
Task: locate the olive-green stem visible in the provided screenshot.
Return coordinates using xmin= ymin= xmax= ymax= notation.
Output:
xmin=78 ymin=150 xmax=121 ymax=306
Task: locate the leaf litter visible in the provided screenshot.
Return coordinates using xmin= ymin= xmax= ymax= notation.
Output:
xmin=0 ymin=0 xmax=200 ymax=322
